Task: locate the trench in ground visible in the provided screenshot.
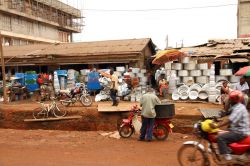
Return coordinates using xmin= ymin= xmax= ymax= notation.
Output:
xmin=0 ymin=104 xmax=200 ymax=134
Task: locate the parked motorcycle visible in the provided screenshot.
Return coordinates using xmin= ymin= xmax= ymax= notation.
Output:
xmin=177 ymin=112 xmax=250 ymax=166
xmin=59 ymin=83 xmax=92 ymax=107
xmin=118 ymin=105 xmax=174 ymax=140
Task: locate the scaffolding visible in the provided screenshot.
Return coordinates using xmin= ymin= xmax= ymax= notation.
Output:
xmin=0 ymin=0 xmax=83 ymax=32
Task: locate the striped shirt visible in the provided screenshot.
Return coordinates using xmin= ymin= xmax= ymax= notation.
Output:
xmin=229 ymin=103 xmax=250 ymax=135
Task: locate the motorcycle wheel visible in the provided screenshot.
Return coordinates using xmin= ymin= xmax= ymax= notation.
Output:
xmin=119 ymin=125 xmax=134 ymax=138
xmin=80 ymin=95 xmax=92 ymax=107
xmin=177 ymin=144 xmax=210 ymax=166
xmin=60 ymin=99 xmax=71 ymax=107
xmin=154 ymin=125 xmax=169 ymax=140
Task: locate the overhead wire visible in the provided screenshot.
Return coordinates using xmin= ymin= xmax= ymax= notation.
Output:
xmin=81 ymin=3 xmax=237 ymax=12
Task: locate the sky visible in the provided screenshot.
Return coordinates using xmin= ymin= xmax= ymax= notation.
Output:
xmin=60 ymin=0 xmax=238 ymax=49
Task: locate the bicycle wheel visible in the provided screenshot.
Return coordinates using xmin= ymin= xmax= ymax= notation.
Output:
xmin=80 ymin=95 xmax=92 ymax=107
xmin=33 ymin=107 xmax=46 ymax=119
xmin=177 ymin=144 xmax=210 ymax=166
xmin=53 ymin=105 xmax=67 ymax=117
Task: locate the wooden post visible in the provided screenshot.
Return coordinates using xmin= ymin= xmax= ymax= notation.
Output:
xmin=0 ymin=32 xmax=7 ymax=103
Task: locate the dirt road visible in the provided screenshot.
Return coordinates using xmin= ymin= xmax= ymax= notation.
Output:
xmin=0 ymin=129 xmax=190 ymax=166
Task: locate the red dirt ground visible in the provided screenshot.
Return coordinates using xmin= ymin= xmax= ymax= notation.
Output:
xmin=0 ymin=128 xmax=191 ymax=166
xmin=0 ymin=100 xmax=223 ymax=166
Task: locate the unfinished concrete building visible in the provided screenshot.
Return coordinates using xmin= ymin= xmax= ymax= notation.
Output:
xmin=238 ymin=0 xmax=250 ymax=38
xmin=0 ymin=0 xmax=82 ymax=46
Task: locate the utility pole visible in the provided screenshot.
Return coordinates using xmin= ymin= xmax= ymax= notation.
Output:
xmin=0 ymin=32 xmax=7 ymax=103
xmin=165 ymin=35 xmax=168 ymax=49
xmin=181 ymin=39 xmax=184 ymax=48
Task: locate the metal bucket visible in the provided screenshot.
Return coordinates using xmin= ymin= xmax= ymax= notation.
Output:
xmin=178 ymin=70 xmax=189 ymax=77
xmin=215 ymin=76 xmax=228 ymax=82
xmin=190 ymin=70 xmax=202 ymax=77
xmin=166 ymin=70 xmax=177 ymax=76
xmin=197 ymin=63 xmax=208 ymax=70
xmin=180 ymin=57 xmax=190 ymax=63
xmin=203 ymin=69 xmax=211 ymax=76
xmin=229 ymin=76 xmax=241 ymax=83
xmin=182 ymin=77 xmax=194 ymax=85
xmin=220 ymin=69 xmax=232 ymax=76
xmin=164 ymin=62 xmax=172 ymax=70
xmin=196 ymin=76 xmax=208 ymax=84
xmin=171 ymin=63 xmax=183 ymax=70
xmin=155 ymin=104 xmax=175 ymax=118
xmin=184 ymin=63 xmax=196 ymax=70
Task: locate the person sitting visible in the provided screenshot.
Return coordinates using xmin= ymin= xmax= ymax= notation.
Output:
xmin=221 ymin=81 xmax=230 ymax=109
xmin=210 ymin=90 xmax=250 ymax=162
xmin=235 ymin=76 xmax=249 ymax=107
xmin=158 ymin=74 xmax=168 ymax=98
xmin=131 ymin=73 xmax=139 ymax=92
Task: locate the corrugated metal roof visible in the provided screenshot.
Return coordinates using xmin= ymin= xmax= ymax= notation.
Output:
xmin=180 ymin=39 xmax=250 ymax=57
xmin=3 ymin=38 xmax=155 ymax=58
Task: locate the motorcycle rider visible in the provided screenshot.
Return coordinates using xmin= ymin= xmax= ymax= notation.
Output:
xmin=210 ymin=90 xmax=250 ymax=161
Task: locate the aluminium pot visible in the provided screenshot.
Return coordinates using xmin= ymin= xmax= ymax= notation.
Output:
xmin=189 ymin=90 xmax=199 ymax=100
xmin=198 ymin=91 xmax=208 ymax=100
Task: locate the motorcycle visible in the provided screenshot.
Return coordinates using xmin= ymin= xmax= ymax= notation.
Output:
xmin=177 ymin=111 xmax=250 ymax=166
xmin=118 ymin=105 xmax=174 ymax=140
xmin=58 ymin=83 xmax=92 ymax=107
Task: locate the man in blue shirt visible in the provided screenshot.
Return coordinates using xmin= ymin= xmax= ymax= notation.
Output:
xmin=210 ymin=90 xmax=250 ymax=161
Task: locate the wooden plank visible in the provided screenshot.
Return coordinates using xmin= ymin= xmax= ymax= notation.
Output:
xmin=24 ymin=115 xmax=82 ymax=122
xmin=98 ymin=102 xmax=140 ymax=112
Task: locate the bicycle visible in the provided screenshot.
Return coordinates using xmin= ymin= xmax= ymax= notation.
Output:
xmin=33 ymin=97 xmax=67 ymax=119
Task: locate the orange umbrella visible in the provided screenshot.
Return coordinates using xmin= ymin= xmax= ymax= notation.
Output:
xmin=152 ymin=49 xmax=185 ymax=65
